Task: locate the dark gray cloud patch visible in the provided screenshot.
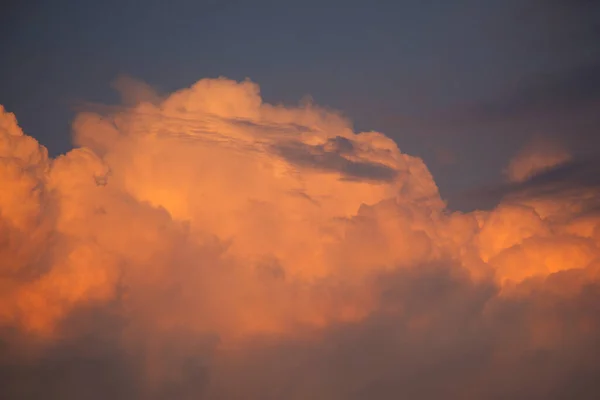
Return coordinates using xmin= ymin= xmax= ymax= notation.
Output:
xmin=322 ymin=136 xmax=355 ymax=154
xmin=227 ymin=117 xmax=315 ymax=136
xmin=274 ymin=138 xmax=398 ymax=183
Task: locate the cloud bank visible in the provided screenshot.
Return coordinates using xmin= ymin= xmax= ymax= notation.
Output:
xmin=1 ymin=77 xmax=600 ymax=399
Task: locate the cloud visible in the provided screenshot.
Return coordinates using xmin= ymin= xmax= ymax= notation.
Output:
xmin=1 ymin=78 xmax=600 ymax=399
xmin=505 ymin=137 xmax=572 ymax=183
xmin=463 ymin=137 xmax=600 ymax=217
xmin=272 ymin=138 xmax=400 ymax=183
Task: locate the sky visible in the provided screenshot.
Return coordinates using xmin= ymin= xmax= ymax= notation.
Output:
xmin=2 ymin=0 xmax=598 ymax=209
xmin=1 ymin=1 xmax=600 ymax=399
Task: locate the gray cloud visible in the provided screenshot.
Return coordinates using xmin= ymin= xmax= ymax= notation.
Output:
xmin=274 ymin=137 xmax=399 ymax=183
xmin=459 ymin=156 xmax=600 ymax=212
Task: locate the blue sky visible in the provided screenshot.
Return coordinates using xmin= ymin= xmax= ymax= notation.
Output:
xmin=2 ymin=0 xmax=599 ymax=209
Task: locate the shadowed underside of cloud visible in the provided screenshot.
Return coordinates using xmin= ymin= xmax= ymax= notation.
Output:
xmin=1 ymin=77 xmax=600 ymax=399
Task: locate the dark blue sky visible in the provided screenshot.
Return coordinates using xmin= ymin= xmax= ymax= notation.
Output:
xmin=2 ymin=0 xmax=599 ymax=209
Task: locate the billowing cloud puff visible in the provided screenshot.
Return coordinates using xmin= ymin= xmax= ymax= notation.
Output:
xmin=1 ymin=79 xmax=599 ymax=399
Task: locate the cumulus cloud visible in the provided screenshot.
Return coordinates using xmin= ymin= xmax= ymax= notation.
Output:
xmin=1 ymin=78 xmax=600 ymax=399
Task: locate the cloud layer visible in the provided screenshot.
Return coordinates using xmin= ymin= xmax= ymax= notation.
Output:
xmin=1 ymin=77 xmax=600 ymax=399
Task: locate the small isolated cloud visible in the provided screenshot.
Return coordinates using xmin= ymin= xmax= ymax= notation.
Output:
xmin=505 ymin=136 xmax=572 ymax=182
xmin=1 ymin=78 xmax=600 ymax=399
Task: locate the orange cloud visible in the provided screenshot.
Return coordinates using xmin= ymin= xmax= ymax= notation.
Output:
xmin=1 ymin=79 xmax=599 ymax=399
